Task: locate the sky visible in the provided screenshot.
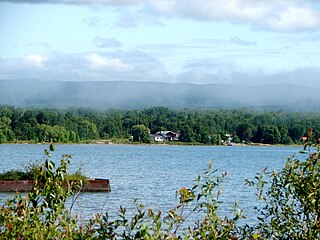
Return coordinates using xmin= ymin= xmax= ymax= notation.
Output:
xmin=0 ymin=0 xmax=320 ymax=85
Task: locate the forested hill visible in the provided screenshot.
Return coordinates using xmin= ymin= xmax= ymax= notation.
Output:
xmin=1 ymin=79 xmax=319 ymax=110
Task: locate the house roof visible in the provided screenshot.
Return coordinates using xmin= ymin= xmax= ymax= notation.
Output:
xmin=156 ymin=131 xmax=176 ymax=136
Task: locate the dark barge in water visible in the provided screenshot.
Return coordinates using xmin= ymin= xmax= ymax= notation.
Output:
xmin=0 ymin=179 xmax=111 ymax=192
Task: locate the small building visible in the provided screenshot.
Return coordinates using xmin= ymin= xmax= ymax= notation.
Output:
xmin=152 ymin=134 xmax=165 ymax=142
xmin=151 ymin=131 xmax=180 ymax=142
xmin=157 ymin=131 xmax=175 ymax=141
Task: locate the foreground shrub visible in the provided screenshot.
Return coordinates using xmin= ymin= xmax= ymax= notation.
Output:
xmin=0 ymin=144 xmax=84 ymax=239
xmin=1 ymin=140 xmax=320 ymax=239
xmin=242 ymin=132 xmax=320 ymax=239
xmin=88 ymin=161 xmax=242 ymax=239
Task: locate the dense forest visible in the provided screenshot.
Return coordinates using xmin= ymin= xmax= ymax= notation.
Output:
xmin=0 ymin=105 xmax=319 ymax=145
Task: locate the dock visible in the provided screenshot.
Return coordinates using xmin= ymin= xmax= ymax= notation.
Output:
xmin=0 ymin=179 xmax=111 ymax=192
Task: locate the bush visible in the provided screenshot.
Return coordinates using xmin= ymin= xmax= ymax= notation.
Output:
xmin=242 ymin=130 xmax=320 ymax=239
xmin=0 ymin=144 xmax=84 ymax=239
xmin=131 ymin=124 xmax=151 ymax=143
xmin=0 ymin=169 xmax=33 ymax=180
xmin=2 ymin=139 xmax=320 ymax=239
xmin=0 ymin=160 xmax=87 ymax=182
xmin=88 ymin=161 xmax=242 ymax=239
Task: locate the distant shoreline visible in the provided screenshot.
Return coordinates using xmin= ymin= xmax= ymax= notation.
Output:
xmin=0 ymin=140 xmax=302 ymax=147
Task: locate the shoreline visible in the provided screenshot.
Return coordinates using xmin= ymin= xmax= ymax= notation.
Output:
xmin=0 ymin=140 xmax=303 ymax=147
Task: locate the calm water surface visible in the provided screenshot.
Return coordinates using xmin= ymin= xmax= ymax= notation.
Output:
xmin=0 ymin=144 xmax=302 ymax=223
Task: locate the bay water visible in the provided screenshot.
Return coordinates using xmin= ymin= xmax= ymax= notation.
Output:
xmin=0 ymin=144 xmax=302 ymax=224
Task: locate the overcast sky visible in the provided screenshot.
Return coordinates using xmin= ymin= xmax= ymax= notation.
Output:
xmin=0 ymin=0 xmax=319 ymax=85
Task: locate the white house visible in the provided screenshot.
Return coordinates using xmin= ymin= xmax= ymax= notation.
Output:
xmin=151 ymin=131 xmax=180 ymax=142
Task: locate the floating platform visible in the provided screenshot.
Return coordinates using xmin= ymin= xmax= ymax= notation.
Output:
xmin=0 ymin=179 xmax=111 ymax=192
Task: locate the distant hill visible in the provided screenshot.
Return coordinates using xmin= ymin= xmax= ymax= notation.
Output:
xmin=0 ymin=79 xmax=319 ymax=111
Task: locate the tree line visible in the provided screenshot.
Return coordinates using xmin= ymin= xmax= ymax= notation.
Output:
xmin=0 ymin=105 xmax=319 ymax=144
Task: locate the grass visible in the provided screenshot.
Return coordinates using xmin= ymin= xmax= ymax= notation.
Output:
xmin=0 ymin=167 xmax=87 ymax=181
xmin=0 ymin=169 xmax=33 ymax=181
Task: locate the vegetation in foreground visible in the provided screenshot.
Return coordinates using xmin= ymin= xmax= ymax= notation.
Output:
xmin=1 ymin=105 xmax=320 ymax=145
xmin=0 ymin=167 xmax=87 ymax=181
xmin=1 ymin=133 xmax=320 ymax=239
xmin=0 ymin=144 xmax=87 ymax=181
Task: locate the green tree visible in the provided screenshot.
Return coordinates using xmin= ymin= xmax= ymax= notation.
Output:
xmin=254 ymin=125 xmax=281 ymax=144
xmin=289 ymin=124 xmax=306 ymax=143
xmin=217 ymin=133 xmax=222 ymax=145
xmin=179 ymin=124 xmax=196 ymax=142
xmin=36 ymin=124 xmax=52 ymax=142
xmin=131 ymin=124 xmax=151 ymax=143
xmin=51 ymin=125 xmax=67 ymax=142
xmin=14 ymin=122 xmax=36 ymax=141
xmin=102 ymin=119 xmax=120 ymax=138
xmin=21 ymin=110 xmax=37 ymax=126
xmin=0 ymin=130 xmax=6 ymax=143
xmin=77 ymin=119 xmax=99 ymax=140
xmin=236 ymin=122 xmax=255 ymax=142
xmin=278 ymin=124 xmax=292 ymax=144
xmin=0 ymin=116 xmax=15 ymax=142
xmin=199 ymin=131 xmax=211 ymax=144
xmin=263 ymin=125 xmax=281 ymax=144
xmin=68 ymin=130 xmax=77 ymax=142
xmin=233 ymin=135 xmax=241 ymax=143
xmin=211 ymin=134 xmax=218 ymax=145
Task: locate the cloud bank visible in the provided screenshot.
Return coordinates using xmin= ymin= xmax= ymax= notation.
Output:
xmin=1 ymin=50 xmax=319 ymax=87
xmin=0 ymin=51 xmax=171 ymax=82
xmin=4 ymin=0 xmax=320 ymax=32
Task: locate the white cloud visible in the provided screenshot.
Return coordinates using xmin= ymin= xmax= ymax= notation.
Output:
xmin=24 ymin=54 xmax=48 ymax=68
xmin=4 ymin=0 xmax=320 ymax=32
xmin=1 ymin=50 xmax=320 ymax=86
xmin=0 ymin=51 xmax=171 ymax=81
xmin=165 ymin=0 xmax=269 ymax=22
xmin=1 ymin=0 xmax=144 ymax=5
xmin=85 ymin=53 xmax=133 ymax=72
xmin=114 ymin=0 xmax=320 ymax=32
xmin=149 ymin=0 xmax=320 ymax=32
xmin=266 ymin=6 xmax=320 ymax=32
xmin=146 ymin=0 xmax=176 ymax=15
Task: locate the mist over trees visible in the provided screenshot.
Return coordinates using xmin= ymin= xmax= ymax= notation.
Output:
xmin=0 ymin=105 xmax=318 ymax=145
xmin=1 ymin=79 xmax=320 ymax=111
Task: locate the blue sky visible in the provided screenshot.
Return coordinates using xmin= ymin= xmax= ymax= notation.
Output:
xmin=0 ymin=0 xmax=320 ymax=85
